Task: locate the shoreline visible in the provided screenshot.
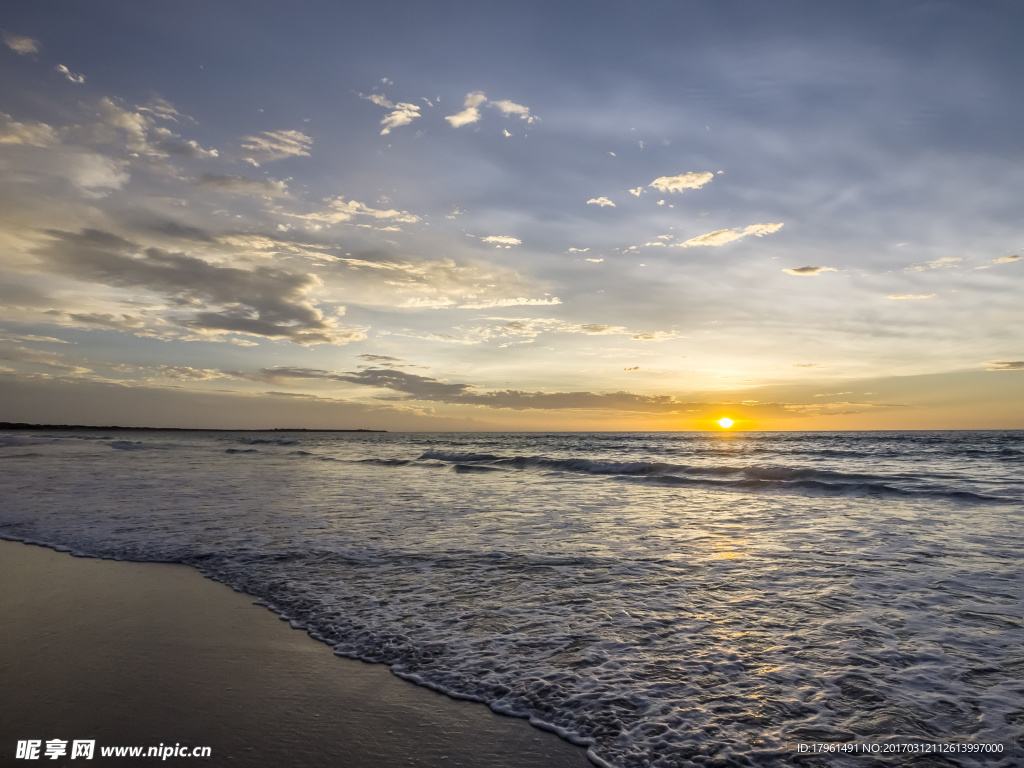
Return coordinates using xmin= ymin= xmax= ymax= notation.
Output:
xmin=0 ymin=539 xmax=594 ymax=767
xmin=0 ymin=422 xmax=387 ymax=433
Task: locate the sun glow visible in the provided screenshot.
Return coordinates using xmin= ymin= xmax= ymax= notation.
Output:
xmin=717 ymin=417 xmax=735 ymax=429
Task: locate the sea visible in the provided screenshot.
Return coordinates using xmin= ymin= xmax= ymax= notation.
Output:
xmin=1 ymin=429 xmax=1022 ymax=767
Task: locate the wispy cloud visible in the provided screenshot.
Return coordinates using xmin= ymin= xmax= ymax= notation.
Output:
xmin=631 ymin=331 xmax=680 ymax=341
xmin=0 ymin=343 xmax=92 ymax=375
xmin=992 ymin=254 xmax=1020 ymax=264
xmin=55 ymin=64 xmax=85 ymax=84
xmin=457 ymin=296 xmax=560 ymax=309
xmin=258 ymin=365 xmax=702 ymax=412
xmin=94 ymin=97 xmax=218 ymax=159
xmin=242 ymin=129 xmax=312 ymax=165
xmin=649 ymin=172 xmax=714 ymax=193
xmin=587 ymin=197 xmax=615 ymax=207
xmin=480 ymin=235 xmax=522 ymax=246
xmin=782 ymin=266 xmax=836 ymax=276
xmin=0 ymin=113 xmax=56 ymax=147
xmin=488 ymin=99 xmax=536 ymax=124
xmin=677 ymin=223 xmax=783 ymax=248
xmin=445 ymin=92 xmax=487 ymax=127
xmin=146 ymin=365 xmax=235 ymax=382
xmin=194 ymin=174 xmax=289 ymax=198
xmin=287 ymin=197 xmax=420 ymax=225
xmin=331 ymin=253 xmax=549 ymax=310
xmin=887 ymin=294 xmax=936 ymax=300
xmin=360 ymin=93 xmax=394 ymax=108
xmin=360 ymin=92 xmax=422 ymax=135
xmin=907 ymin=256 xmax=963 ymax=272
xmin=3 ymin=33 xmax=39 ymax=55
xmin=137 ymin=97 xmax=191 ymax=123
xmin=380 ymin=102 xmax=421 ymax=134
xmin=983 ymin=360 xmax=1024 ymax=371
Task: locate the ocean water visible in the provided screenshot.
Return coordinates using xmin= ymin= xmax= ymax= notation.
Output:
xmin=1 ymin=429 xmax=1022 ymax=767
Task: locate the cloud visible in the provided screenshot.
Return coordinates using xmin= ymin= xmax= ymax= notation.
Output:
xmin=161 ymin=138 xmax=219 ymax=159
xmin=782 ymin=266 xmax=837 ymax=276
xmin=983 ymin=361 xmax=1024 ymax=371
xmin=34 ymin=229 xmax=361 ymax=345
xmin=55 ymin=64 xmax=86 ymax=84
xmin=360 ymin=93 xmax=394 ymax=108
xmin=0 ymin=335 xmax=70 ymax=345
xmin=380 ymin=102 xmax=421 ymax=134
xmin=65 ymin=312 xmax=147 ymax=331
xmin=480 ymin=235 xmax=521 ymax=246
xmin=445 ymin=92 xmax=487 ymax=127
xmin=0 ymin=113 xmax=136 ymax=198
xmin=628 ymin=187 xmax=643 ymax=197
xmin=463 ymin=318 xmax=674 ymax=346
xmin=194 ymin=174 xmax=289 ymax=198
xmin=887 ymin=294 xmax=936 ymax=300
xmin=331 ymin=253 xmax=549 ymax=309
xmin=361 ymin=92 xmax=422 ymax=135
xmin=358 ymin=354 xmax=403 ymax=364
xmin=907 ymin=256 xmax=964 ymax=272
xmin=587 ymin=197 xmax=615 ymax=207
xmin=456 ymin=297 xmax=561 ymax=309
xmin=631 ymin=331 xmax=680 ymax=341
xmin=0 ymin=113 xmax=56 ymax=147
xmin=96 ymin=98 xmax=153 ymax=153
xmin=65 ymin=153 xmax=130 ymax=196
xmin=258 ymin=365 xmax=702 ymax=412
xmin=137 ymin=97 xmax=191 ymax=123
xmin=0 ymin=343 xmax=91 ymax=375
xmin=992 ymin=255 xmax=1020 ymax=264
xmin=288 ymin=197 xmax=420 ymax=225
xmin=148 ymin=365 xmax=233 ymax=381
xmin=676 ymin=222 xmax=784 ymax=248
xmin=488 ymin=99 xmax=536 ymax=124
xmin=585 ymin=258 xmax=604 ymax=263
xmin=3 ymin=33 xmax=39 ymax=55
xmin=94 ymin=98 xmax=217 ymax=159
xmin=649 ymin=172 xmax=714 ymax=193
xmin=241 ymin=129 xmax=313 ymax=164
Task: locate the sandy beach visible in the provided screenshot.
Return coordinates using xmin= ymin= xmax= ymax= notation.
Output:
xmin=0 ymin=540 xmax=593 ymax=767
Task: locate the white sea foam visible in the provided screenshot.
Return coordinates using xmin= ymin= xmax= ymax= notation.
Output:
xmin=1 ymin=429 xmax=1022 ymax=767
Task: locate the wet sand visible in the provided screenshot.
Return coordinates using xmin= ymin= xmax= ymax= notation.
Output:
xmin=0 ymin=540 xmax=593 ymax=767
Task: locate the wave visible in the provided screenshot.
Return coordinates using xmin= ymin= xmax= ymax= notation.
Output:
xmin=108 ymin=440 xmax=180 ymax=451
xmin=358 ymin=458 xmax=414 ymax=467
xmin=418 ymin=451 xmax=1014 ymax=503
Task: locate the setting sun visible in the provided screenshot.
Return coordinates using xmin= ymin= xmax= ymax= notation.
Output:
xmin=717 ymin=417 xmax=735 ymax=429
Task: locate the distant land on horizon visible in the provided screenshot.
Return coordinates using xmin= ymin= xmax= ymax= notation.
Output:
xmin=0 ymin=422 xmax=388 ymax=433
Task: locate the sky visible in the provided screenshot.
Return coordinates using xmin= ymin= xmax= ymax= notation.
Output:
xmin=0 ymin=0 xmax=1021 ymax=431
